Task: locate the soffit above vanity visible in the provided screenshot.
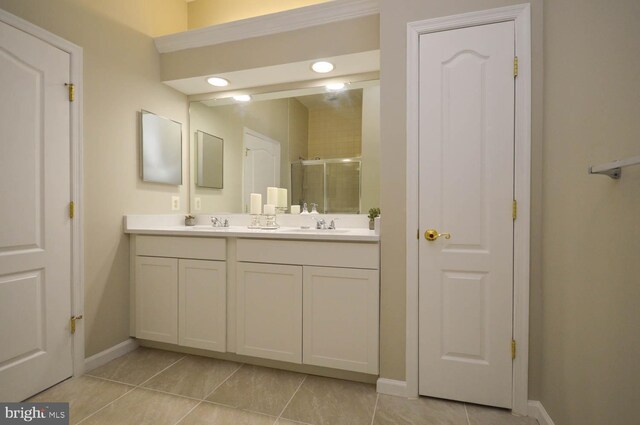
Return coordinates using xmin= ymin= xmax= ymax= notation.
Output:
xmin=154 ymin=0 xmax=380 ymax=95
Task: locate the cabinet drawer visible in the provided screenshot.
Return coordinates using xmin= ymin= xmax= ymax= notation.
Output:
xmin=237 ymin=239 xmax=379 ymax=269
xmin=136 ymin=235 xmax=226 ymax=260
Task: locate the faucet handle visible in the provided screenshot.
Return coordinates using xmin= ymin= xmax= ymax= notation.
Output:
xmin=329 ymin=218 xmax=339 ymax=229
xmin=223 ymin=219 xmax=229 ymax=227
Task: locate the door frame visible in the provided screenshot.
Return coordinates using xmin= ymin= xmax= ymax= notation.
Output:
xmin=404 ymin=4 xmax=531 ymax=415
xmin=0 ymin=10 xmax=85 ymax=377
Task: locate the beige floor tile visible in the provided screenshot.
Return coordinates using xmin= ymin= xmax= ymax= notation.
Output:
xmin=281 ymin=375 xmax=377 ymax=425
xmin=29 ymin=376 xmax=132 ymax=425
xmin=86 ymin=347 xmax=184 ymax=386
xmin=466 ymin=404 xmax=538 ymax=425
xmin=207 ymin=364 xmax=305 ymax=416
xmin=80 ymin=387 xmax=198 ymax=425
xmin=178 ymin=402 xmax=276 ymax=425
xmin=373 ymin=394 xmax=468 ymax=425
xmin=142 ymin=355 xmax=240 ymax=399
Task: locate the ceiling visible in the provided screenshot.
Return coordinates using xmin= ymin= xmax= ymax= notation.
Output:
xmin=164 ymin=50 xmax=379 ymax=96
xmin=295 ymin=88 xmax=363 ymax=109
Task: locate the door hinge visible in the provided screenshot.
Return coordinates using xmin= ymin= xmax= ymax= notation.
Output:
xmin=69 ymin=201 xmax=75 ymax=219
xmin=512 ymin=200 xmax=517 ymax=220
xmin=65 ymin=83 xmax=75 ymax=102
xmin=245 ymin=148 xmax=249 ymax=157
xmin=514 ymin=57 xmax=519 ymax=78
xmin=70 ymin=315 xmax=83 ymax=334
xmin=511 ymin=339 xmax=517 ymax=360
xmin=417 ymin=228 xmax=419 ymax=240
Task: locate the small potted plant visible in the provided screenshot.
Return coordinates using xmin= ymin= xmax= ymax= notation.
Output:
xmin=368 ymin=208 xmax=380 ymax=230
xmin=185 ymin=214 xmax=196 ymax=226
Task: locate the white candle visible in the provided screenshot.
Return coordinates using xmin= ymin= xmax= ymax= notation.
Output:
xmin=267 ymin=187 xmax=278 ymax=205
xmin=263 ymin=204 xmax=276 ymax=215
xmin=250 ymin=193 xmax=262 ymax=215
xmin=277 ymin=188 xmax=287 ymax=208
xmin=290 ymin=205 xmax=300 ymax=214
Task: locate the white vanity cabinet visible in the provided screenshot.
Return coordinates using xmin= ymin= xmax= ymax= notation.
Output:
xmin=236 ymin=239 xmax=379 ymax=374
xmin=236 ymin=262 xmax=302 ymax=363
xmin=132 ymin=236 xmax=227 ymax=352
xmin=303 ymin=266 xmax=379 ymax=374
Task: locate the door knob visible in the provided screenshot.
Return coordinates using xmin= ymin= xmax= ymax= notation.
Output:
xmin=424 ymin=229 xmax=451 ymax=241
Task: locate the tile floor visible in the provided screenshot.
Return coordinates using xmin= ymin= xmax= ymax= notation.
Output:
xmin=30 ymin=348 xmax=539 ymax=425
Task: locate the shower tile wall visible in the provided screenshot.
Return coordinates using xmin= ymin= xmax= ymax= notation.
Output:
xmin=307 ymin=103 xmax=362 ymax=159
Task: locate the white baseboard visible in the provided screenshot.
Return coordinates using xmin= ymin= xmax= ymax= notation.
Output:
xmin=528 ymin=401 xmax=555 ymax=425
xmin=376 ymin=378 xmax=408 ymax=397
xmin=84 ymin=338 xmax=139 ymax=372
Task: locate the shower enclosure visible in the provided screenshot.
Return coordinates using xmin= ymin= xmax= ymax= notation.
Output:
xmin=291 ymin=158 xmax=361 ymax=214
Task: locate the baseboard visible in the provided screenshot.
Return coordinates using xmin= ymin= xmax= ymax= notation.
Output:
xmin=528 ymin=401 xmax=555 ymax=425
xmin=376 ymin=378 xmax=408 ymax=397
xmin=84 ymin=338 xmax=139 ymax=372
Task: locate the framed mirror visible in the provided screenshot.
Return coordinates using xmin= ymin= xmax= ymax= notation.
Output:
xmin=140 ymin=110 xmax=182 ymax=185
xmin=195 ymin=130 xmax=223 ymax=189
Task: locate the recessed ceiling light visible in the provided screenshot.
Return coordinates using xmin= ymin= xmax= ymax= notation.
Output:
xmin=206 ymin=77 xmax=229 ymax=87
xmin=311 ymin=61 xmax=334 ymax=73
xmin=233 ymin=95 xmax=251 ymax=102
xmin=326 ymin=83 xmax=346 ymax=91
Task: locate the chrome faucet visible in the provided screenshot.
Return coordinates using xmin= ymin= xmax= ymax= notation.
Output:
xmin=313 ymin=217 xmax=327 ymax=229
xmin=328 ymin=218 xmax=338 ymax=230
xmin=210 ymin=217 xmax=229 ymax=227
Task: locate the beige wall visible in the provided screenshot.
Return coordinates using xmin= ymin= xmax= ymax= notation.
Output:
xmin=540 ymin=1 xmax=640 ymax=423
xmin=190 ymin=100 xmax=291 ymax=213
xmin=161 ymin=15 xmax=379 ymax=81
xmin=379 ymin=0 xmax=545 ymax=395
xmin=308 ymin=102 xmax=362 ymax=159
xmin=0 ymin=0 xmax=189 ymax=357
xmin=360 ymin=85 xmax=380 ymax=213
xmin=188 ymin=0 xmax=332 ymax=29
xmin=288 ymin=98 xmax=309 ymax=163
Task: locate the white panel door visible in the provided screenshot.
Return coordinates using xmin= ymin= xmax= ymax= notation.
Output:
xmin=243 ymin=128 xmax=281 ymax=212
xmin=418 ymin=22 xmax=515 ymax=408
xmin=0 ymin=20 xmax=72 ymax=401
xmin=179 ymin=259 xmax=226 ymax=352
xmin=135 ymin=257 xmax=178 ymax=344
xmin=236 ymin=262 xmax=302 ymax=363
xmin=303 ymin=266 xmax=379 ymax=374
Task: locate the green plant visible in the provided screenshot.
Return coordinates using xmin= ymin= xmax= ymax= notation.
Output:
xmin=185 ymin=214 xmax=195 ymax=220
xmin=368 ymin=208 xmax=380 ymax=220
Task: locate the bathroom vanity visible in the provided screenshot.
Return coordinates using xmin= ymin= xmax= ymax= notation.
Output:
xmin=125 ymin=215 xmax=380 ymax=376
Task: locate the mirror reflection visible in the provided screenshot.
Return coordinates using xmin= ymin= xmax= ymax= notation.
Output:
xmin=195 ymin=130 xmax=223 ymax=189
xmin=189 ymin=81 xmax=379 ymax=214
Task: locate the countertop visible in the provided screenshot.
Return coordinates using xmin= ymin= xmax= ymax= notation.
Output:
xmin=124 ymin=215 xmax=379 ymax=242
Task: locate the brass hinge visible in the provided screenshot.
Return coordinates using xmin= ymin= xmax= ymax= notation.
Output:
xmin=65 ymin=83 xmax=75 ymax=102
xmin=245 ymin=148 xmax=249 ymax=157
xmin=69 ymin=201 xmax=75 ymax=219
xmin=514 ymin=57 xmax=519 ymax=78
xmin=417 ymin=228 xmax=419 ymax=240
xmin=512 ymin=200 xmax=517 ymax=220
xmin=511 ymin=339 xmax=517 ymax=359
xmin=70 ymin=315 xmax=83 ymax=334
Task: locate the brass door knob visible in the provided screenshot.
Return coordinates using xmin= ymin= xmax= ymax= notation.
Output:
xmin=424 ymin=229 xmax=451 ymax=241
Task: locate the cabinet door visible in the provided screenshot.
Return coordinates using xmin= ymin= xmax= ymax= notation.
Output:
xmin=135 ymin=256 xmax=178 ymax=344
xmin=303 ymin=266 xmax=379 ymax=374
xmin=179 ymin=259 xmax=227 ymax=352
xmin=236 ymin=263 xmax=302 ymax=363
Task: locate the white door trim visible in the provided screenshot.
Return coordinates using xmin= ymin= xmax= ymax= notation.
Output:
xmin=0 ymin=9 xmax=85 ymax=377
xmin=405 ymin=4 xmax=531 ymax=415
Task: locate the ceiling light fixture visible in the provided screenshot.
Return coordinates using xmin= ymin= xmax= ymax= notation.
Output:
xmin=233 ymin=95 xmax=251 ymax=102
xmin=326 ymin=83 xmax=346 ymax=91
xmin=206 ymin=77 xmax=229 ymax=87
xmin=311 ymin=61 xmax=334 ymax=73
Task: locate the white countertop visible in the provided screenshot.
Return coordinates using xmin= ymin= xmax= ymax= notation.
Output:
xmin=124 ymin=215 xmax=380 ymax=242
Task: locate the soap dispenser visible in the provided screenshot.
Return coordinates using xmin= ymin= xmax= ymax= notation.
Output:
xmin=310 ymin=203 xmax=319 ymax=214
xmin=301 ymin=202 xmax=309 ymax=215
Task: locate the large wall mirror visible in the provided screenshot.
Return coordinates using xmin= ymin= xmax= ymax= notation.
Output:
xmin=189 ymin=80 xmax=380 ymax=214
